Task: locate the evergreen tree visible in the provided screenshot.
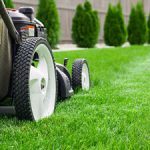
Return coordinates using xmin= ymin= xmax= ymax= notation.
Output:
xmin=147 ymin=14 xmax=150 ymax=43
xmin=128 ymin=2 xmax=147 ymax=45
xmin=117 ymin=3 xmax=127 ymax=38
xmin=72 ymin=1 xmax=100 ymax=48
xmin=37 ymin=0 xmax=60 ymax=48
xmin=104 ymin=3 xmax=127 ymax=46
xmin=4 ymin=0 xmax=14 ymax=8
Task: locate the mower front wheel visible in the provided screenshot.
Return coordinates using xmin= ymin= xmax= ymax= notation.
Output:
xmin=72 ymin=59 xmax=90 ymax=91
xmin=12 ymin=38 xmax=57 ymax=121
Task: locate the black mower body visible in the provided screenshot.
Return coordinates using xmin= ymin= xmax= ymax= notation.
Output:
xmin=0 ymin=0 xmax=73 ymax=104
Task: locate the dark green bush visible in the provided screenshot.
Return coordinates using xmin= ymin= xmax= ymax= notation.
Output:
xmin=147 ymin=14 xmax=150 ymax=43
xmin=72 ymin=1 xmax=100 ymax=48
xmin=104 ymin=3 xmax=127 ymax=46
xmin=4 ymin=0 xmax=14 ymax=8
xmin=36 ymin=0 xmax=60 ymax=48
xmin=128 ymin=2 xmax=147 ymax=45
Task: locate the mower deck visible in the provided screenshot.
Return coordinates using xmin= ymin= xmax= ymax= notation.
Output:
xmin=0 ymin=106 xmax=15 ymax=115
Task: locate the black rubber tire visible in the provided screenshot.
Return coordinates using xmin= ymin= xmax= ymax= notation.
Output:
xmin=12 ymin=37 xmax=57 ymax=121
xmin=72 ymin=59 xmax=90 ymax=91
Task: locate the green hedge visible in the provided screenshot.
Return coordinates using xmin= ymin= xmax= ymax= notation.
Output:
xmin=147 ymin=14 xmax=150 ymax=44
xmin=104 ymin=3 xmax=127 ymax=46
xmin=128 ymin=2 xmax=147 ymax=45
xmin=4 ymin=0 xmax=14 ymax=8
xmin=72 ymin=1 xmax=100 ymax=48
xmin=36 ymin=0 xmax=60 ymax=48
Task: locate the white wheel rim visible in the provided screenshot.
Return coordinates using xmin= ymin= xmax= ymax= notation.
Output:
xmin=29 ymin=44 xmax=56 ymax=121
xmin=82 ymin=63 xmax=90 ymax=91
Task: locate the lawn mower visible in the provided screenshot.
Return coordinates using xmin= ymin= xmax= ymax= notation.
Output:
xmin=0 ymin=0 xmax=90 ymax=121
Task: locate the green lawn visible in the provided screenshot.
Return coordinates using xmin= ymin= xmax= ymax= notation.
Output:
xmin=0 ymin=46 xmax=150 ymax=149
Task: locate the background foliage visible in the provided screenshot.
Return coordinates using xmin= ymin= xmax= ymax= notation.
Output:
xmin=72 ymin=1 xmax=100 ymax=48
xmin=128 ymin=2 xmax=147 ymax=45
xmin=37 ymin=0 xmax=60 ymax=48
xmin=147 ymin=14 xmax=150 ymax=44
xmin=4 ymin=0 xmax=14 ymax=8
xmin=104 ymin=3 xmax=127 ymax=46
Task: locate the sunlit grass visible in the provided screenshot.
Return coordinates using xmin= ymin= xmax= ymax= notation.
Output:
xmin=0 ymin=46 xmax=150 ymax=149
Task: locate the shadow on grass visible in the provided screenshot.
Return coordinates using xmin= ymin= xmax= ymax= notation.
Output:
xmin=0 ymin=115 xmax=32 ymax=128
xmin=0 ymin=97 xmax=71 ymax=128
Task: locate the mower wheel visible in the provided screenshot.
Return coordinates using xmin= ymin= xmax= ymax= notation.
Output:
xmin=12 ymin=37 xmax=57 ymax=121
xmin=72 ymin=59 xmax=90 ymax=91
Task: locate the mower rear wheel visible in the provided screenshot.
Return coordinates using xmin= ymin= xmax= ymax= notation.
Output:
xmin=72 ymin=59 xmax=90 ymax=91
xmin=12 ymin=38 xmax=57 ymax=121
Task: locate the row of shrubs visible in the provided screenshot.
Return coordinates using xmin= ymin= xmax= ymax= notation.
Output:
xmin=104 ymin=1 xmax=148 ymax=46
xmin=74 ymin=1 xmax=149 ymax=47
xmin=4 ymin=0 xmax=150 ymax=48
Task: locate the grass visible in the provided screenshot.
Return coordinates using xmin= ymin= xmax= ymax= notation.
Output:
xmin=0 ymin=46 xmax=150 ymax=149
